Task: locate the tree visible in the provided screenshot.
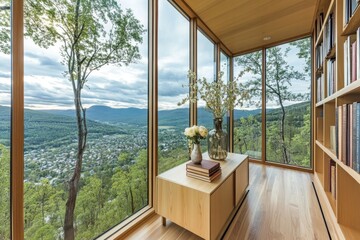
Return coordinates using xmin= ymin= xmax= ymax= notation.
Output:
xmin=236 ymin=42 xmax=310 ymax=164
xmin=0 ymin=144 xmax=10 ymax=240
xmin=20 ymin=1 xmax=145 ymax=239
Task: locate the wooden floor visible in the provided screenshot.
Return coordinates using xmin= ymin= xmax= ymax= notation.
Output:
xmin=124 ymin=163 xmax=329 ymax=240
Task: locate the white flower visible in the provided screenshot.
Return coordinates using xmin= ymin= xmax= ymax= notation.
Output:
xmin=193 ymin=125 xmax=199 ymax=134
xmin=198 ymin=126 xmax=208 ymax=138
xmin=184 ymin=127 xmax=196 ymax=137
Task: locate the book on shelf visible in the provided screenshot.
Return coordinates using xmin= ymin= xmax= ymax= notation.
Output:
xmin=327 ymin=58 xmax=336 ymax=96
xmin=186 ymin=169 xmax=221 ymax=182
xmin=344 ymin=34 xmax=357 ymax=87
xmin=344 ymin=0 xmax=359 ymax=25
xmin=316 ymin=42 xmax=324 ymax=69
xmin=330 ymin=125 xmax=336 ymax=152
xmin=357 ymin=28 xmax=360 ymax=81
xmin=330 ymin=160 xmax=336 ymax=199
xmin=186 ymin=159 xmax=220 ymax=174
xmin=316 ymin=73 xmax=325 ymax=102
xmin=324 ymin=13 xmax=335 ymax=55
xmin=337 ymin=103 xmax=360 ymax=173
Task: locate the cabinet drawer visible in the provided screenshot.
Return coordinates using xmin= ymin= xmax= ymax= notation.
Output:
xmin=235 ymin=158 xmax=249 ymax=205
xmin=210 ymin=174 xmax=234 ymax=240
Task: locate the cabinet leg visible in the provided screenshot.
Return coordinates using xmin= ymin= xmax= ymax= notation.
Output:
xmin=162 ymin=217 xmax=166 ymax=226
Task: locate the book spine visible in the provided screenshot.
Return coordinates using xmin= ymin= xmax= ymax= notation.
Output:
xmin=353 ymin=102 xmax=357 ymax=170
xmin=350 ymin=104 xmax=353 ymax=168
xmin=336 ymin=107 xmax=339 ymax=156
xmin=342 ymin=104 xmax=347 ymax=164
xmin=352 ymin=41 xmax=357 ymax=83
xmin=357 ymin=103 xmax=360 ymax=172
xmin=357 ymin=28 xmax=360 ymax=81
xmin=339 ymin=106 xmax=343 ymax=161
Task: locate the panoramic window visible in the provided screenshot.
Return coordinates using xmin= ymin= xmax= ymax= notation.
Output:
xmin=265 ymin=38 xmax=311 ymax=167
xmin=158 ymin=0 xmax=190 ymax=173
xmin=233 ymin=51 xmax=263 ymax=160
xmin=0 ymin=0 xmax=11 ymax=238
xmin=24 ymin=0 xmax=149 ymax=239
xmin=220 ymin=51 xmax=230 ymax=140
xmin=197 ymin=30 xmax=216 ymax=152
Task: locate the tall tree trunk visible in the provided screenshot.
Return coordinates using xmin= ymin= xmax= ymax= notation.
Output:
xmin=279 ymin=102 xmax=288 ymax=164
xmin=63 ymin=1 xmax=87 ymax=239
xmin=129 ymin=186 xmax=135 ymax=214
xmin=64 ymin=95 xmax=87 ymax=240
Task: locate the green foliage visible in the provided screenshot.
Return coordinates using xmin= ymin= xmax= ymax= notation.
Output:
xmin=0 ymin=144 xmax=10 ymax=240
xmin=0 ymin=0 xmax=11 ymax=54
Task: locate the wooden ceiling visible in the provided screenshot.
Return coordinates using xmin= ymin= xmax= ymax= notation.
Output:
xmin=182 ymin=0 xmax=317 ymax=55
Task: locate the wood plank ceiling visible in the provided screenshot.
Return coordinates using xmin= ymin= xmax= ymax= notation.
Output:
xmin=182 ymin=0 xmax=317 ymax=55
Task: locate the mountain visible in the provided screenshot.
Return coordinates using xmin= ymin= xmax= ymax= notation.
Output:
xmin=44 ymin=106 xmax=262 ymax=128
xmin=0 ymin=106 xmax=125 ymax=150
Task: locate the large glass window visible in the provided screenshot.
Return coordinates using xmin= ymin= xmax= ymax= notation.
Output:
xmin=197 ymin=30 xmax=216 ymax=152
xmin=220 ymin=51 xmax=230 ymax=138
xmin=24 ymin=0 xmax=149 ymax=239
xmin=233 ymin=51 xmax=263 ymax=160
xmin=265 ymin=39 xmax=311 ymax=167
xmin=0 ymin=0 xmax=11 ymax=238
xmin=158 ymin=0 xmax=190 ymax=173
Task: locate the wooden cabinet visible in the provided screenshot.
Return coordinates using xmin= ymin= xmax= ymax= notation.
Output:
xmin=155 ymin=153 xmax=249 ymax=240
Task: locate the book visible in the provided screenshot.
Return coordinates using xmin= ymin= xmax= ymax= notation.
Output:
xmin=353 ymin=102 xmax=358 ymax=171
xmin=356 ymin=102 xmax=360 ymax=172
xmin=358 ymin=28 xmax=360 ymax=81
xmin=186 ymin=169 xmax=221 ymax=182
xmin=351 ymin=0 xmax=358 ymax=16
xmin=350 ymin=105 xmax=353 ymax=168
xmin=338 ymin=106 xmax=343 ymax=160
xmin=352 ymin=41 xmax=357 ymax=82
xmin=330 ymin=162 xmax=336 ymax=199
xmin=186 ymin=167 xmax=221 ymax=177
xmin=330 ymin=126 xmax=336 ymax=152
xmin=342 ymin=104 xmax=347 ymax=164
xmin=186 ymin=160 xmax=220 ymax=173
xmin=345 ymin=0 xmax=350 ymax=25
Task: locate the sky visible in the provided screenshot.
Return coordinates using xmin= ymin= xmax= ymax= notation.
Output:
xmin=0 ymin=0 xmax=310 ymax=111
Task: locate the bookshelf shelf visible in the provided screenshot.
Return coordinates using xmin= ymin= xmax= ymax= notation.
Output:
xmin=342 ymin=4 xmax=360 ymax=35
xmin=316 ymin=140 xmax=360 ymax=185
xmin=315 ymin=79 xmax=360 ymax=107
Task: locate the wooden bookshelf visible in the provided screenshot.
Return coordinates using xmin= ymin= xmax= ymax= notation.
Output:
xmin=313 ymin=0 xmax=360 ymax=239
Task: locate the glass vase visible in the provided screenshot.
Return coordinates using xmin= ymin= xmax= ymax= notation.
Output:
xmin=208 ymin=118 xmax=228 ymax=160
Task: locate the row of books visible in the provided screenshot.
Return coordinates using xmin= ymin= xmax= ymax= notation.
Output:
xmin=335 ymin=103 xmax=360 ymax=173
xmin=327 ymin=58 xmax=336 ymax=97
xmin=316 ymin=73 xmax=325 ymax=102
xmin=344 ymin=0 xmax=359 ymax=25
xmin=316 ymin=42 xmax=324 ymax=70
xmin=324 ymin=13 xmax=336 ymax=55
xmin=330 ymin=160 xmax=336 ymax=199
xmin=186 ymin=160 xmax=221 ymax=182
xmin=343 ymin=33 xmax=358 ymax=86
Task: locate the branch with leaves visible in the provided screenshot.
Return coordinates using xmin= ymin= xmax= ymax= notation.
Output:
xmin=178 ymin=71 xmax=249 ymax=118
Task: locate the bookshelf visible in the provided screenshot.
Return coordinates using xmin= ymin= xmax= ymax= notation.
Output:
xmin=313 ymin=0 xmax=360 ymax=239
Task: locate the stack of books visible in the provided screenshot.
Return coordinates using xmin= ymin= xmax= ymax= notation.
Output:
xmin=186 ymin=160 xmax=221 ymax=182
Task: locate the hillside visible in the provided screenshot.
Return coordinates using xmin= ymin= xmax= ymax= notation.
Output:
xmin=45 ymin=106 xmax=261 ymax=128
xmin=0 ymin=106 xmax=126 ymax=150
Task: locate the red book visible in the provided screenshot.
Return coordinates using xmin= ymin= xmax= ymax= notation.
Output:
xmin=352 ymin=41 xmax=357 ymax=82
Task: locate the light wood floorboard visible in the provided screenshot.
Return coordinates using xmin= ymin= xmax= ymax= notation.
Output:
xmin=124 ymin=163 xmax=329 ymax=240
